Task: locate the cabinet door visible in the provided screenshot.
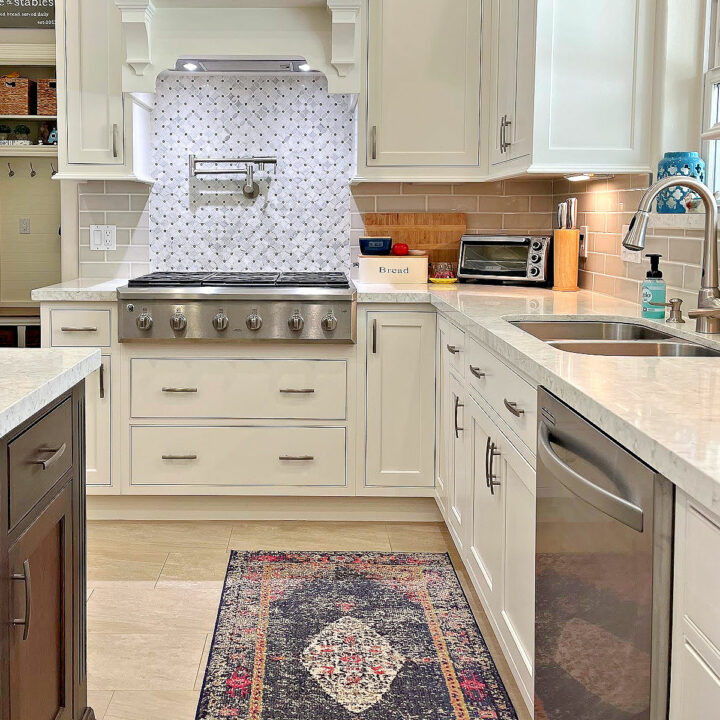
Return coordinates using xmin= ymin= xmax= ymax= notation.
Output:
xmin=86 ymin=356 xmax=111 ymax=488
xmin=465 ymin=398 xmax=504 ymax=613
xmin=446 ymin=374 xmax=469 ymax=549
xmin=63 ymin=0 xmax=124 ymax=164
xmin=367 ymin=0 xmax=481 ymax=166
xmin=365 ymin=312 xmax=436 ymax=487
xmin=8 ymin=484 xmax=73 ymax=720
xmin=435 ymin=318 xmax=452 ymax=517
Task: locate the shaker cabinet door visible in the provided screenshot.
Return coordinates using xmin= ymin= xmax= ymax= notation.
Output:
xmin=8 ymin=484 xmax=73 ymax=720
xmin=85 ymin=356 xmax=112 ymax=488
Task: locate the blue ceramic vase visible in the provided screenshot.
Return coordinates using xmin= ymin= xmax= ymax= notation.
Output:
xmin=656 ymin=151 xmax=706 ymax=213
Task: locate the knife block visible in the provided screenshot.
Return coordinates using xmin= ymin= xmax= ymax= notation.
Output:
xmin=553 ymin=229 xmax=580 ymax=292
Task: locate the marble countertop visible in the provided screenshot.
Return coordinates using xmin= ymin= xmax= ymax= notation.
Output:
xmin=0 ymin=348 xmax=101 ymax=438
xmin=31 ymin=278 xmax=127 ymax=302
xmin=359 ymin=282 xmax=720 ymax=515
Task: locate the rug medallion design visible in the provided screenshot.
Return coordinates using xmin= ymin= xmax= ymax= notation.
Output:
xmin=196 ymin=551 xmax=518 ymax=719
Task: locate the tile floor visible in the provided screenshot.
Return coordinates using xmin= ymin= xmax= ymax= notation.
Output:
xmin=87 ymin=520 xmax=531 ymax=720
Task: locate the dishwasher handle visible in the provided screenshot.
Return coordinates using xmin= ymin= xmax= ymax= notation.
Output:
xmin=538 ymin=422 xmax=644 ymax=533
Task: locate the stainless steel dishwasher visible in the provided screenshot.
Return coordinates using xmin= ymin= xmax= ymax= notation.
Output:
xmin=535 ymin=388 xmax=674 ymax=720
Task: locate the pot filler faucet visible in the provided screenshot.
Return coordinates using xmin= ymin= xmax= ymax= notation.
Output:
xmin=622 ymin=175 xmax=720 ymax=333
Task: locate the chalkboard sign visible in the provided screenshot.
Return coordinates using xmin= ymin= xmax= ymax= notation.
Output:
xmin=0 ymin=0 xmax=55 ymax=29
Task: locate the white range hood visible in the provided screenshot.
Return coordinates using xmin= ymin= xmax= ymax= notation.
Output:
xmin=114 ymin=0 xmax=361 ymax=94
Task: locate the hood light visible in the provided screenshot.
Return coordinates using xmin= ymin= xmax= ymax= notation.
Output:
xmin=182 ymin=62 xmax=199 ymax=72
xmin=298 ymin=63 xmax=311 ymax=72
xmin=566 ymin=173 xmax=614 ymax=182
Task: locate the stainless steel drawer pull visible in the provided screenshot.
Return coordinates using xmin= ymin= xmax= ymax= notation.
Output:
xmin=279 ymin=455 xmax=314 ymax=461
xmin=31 ymin=443 xmax=67 ymax=470
xmin=112 ymin=123 xmax=119 ymax=158
xmin=372 ymin=318 xmax=378 ymax=354
xmin=488 ymin=441 xmax=501 ymax=495
xmin=279 ymin=388 xmax=315 ymax=394
xmin=99 ymin=362 xmax=105 ymax=400
xmin=447 ymin=344 xmax=461 ymax=355
xmin=162 ymin=454 xmax=198 ymax=460
xmin=161 ymin=387 xmax=198 ymax=393
xmin=504 ymin=399 xmax=524 ymax=417
xmin=12 ymin=559 xmax=31 ymax=641
xmin=60 ymin=326 xmax=98 ymax=332
xmin=469 ymin=365 xmax=486 ymax=379
xmin=454 ymin=396 xmax=464 ymax=438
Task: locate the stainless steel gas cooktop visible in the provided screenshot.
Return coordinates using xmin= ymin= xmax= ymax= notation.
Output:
xmin=117 ymin=271 xmax=356 ymax=343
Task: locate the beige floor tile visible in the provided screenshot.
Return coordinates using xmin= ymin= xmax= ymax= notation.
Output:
xmin=88 ymin=690 xmax=113 ymax=720
xmin=88 ymin=520 xmax=233 ymax=551
xmin=194 ymin=633 xmax=214 ymax=691
xmin=88 ymin=586 xmax=221 ymax=634
xmin=386 ymin=522 xmax=450 ymax=552
xmin=88 ymin=633 xmax=207 ymax=691
xmin=157 ymin=548 xmax=231 ymax=583
xmin=88 ymin=544 xmax=169 ymax=583
xmin=228 ymin=520 xmax=391 ymax=551
xmin=104 ymin=690 xmax=200 ymax=720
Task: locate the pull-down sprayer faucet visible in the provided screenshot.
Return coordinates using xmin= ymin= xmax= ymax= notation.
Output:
xmin=622 ymin=175 xmax=720 ymax=334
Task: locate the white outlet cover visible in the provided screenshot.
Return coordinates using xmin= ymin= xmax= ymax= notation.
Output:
xmin=578 ymin=225 xmax=589 ymax=258
xmin=19 ymin=217 xmax=30 ymax=234
xmin=90 ymin=225 xmax=117 ymax=251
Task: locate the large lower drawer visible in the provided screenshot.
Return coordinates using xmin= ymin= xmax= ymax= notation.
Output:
xmin=131 ymin=358 xmax=347 ymax=419
xmin=8 ymin=397 xmax=73 ymax=529
xmin=130 ymin=425 xmax=346 ymax=487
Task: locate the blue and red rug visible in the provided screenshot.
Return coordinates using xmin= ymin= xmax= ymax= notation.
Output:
xmin=196 ymin=550 xmax=518 ymax=719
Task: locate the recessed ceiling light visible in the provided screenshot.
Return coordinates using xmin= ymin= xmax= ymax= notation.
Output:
xmin=566 ymin=172 xmax=614 ymax=182
xmin=298 ymin=63 xmax=311 ymax=72
xmin=182 ymin=62 xmax=199 ymax=72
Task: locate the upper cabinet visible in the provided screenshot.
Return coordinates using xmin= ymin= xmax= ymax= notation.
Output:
xmin=55 ymin=0 xmax=153 ymax=181
xmin=366 ymin=0 xmax=481 ymax=167
xmin=358 ymin=0 xmax=656 ymax=181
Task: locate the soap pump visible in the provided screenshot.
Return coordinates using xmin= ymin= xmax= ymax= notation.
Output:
xmin=641 ymin=253 xmax=666 ymax=319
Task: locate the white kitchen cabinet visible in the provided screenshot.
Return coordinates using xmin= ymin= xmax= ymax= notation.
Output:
xmin=670 ymin=492 xmax=720 ymax=719
xmin=86 ymin=356 xmax=112 ymax=488
xmin=446 ymin=373 xmax=470 ymax=551
xmin=366 ymin=0 xmax=481 ymax=166
xmin=365 ymin=311 xmax=436 ymax=488
xmin=56 ymin=0 xmax=153 ymax=181
xmin=434 ymin=318 xmax=452 ymax=517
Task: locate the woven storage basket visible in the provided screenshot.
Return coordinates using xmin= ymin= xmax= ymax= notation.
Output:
xmin=0 ymin=76 xmax=36 ymax=115
xmin=37 ymin=79 xmax=57 ymax=116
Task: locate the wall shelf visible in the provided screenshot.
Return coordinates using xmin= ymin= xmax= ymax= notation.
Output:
xmin=0 ymin=115 xmax=56 ymax=120
xmin=0 ymin=146 xmax=57 ymax=157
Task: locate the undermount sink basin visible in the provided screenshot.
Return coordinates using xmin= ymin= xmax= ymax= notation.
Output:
xmin=510 ymin=320 xmax=720 ymax=357
xmin=548 ymin=340 xmax=720 ymax=358
xmin=510 ymin=320 xmax=673 ymax=341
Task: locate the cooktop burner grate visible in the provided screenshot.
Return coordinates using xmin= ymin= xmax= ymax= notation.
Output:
xmin=127 ymin=271 xmax=350 ymax=289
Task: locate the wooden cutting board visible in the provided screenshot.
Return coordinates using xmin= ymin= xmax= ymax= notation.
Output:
xmin=362 ymin=213 xmax=466 ymax=265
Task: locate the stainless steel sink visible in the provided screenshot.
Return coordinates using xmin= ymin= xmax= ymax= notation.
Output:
xmin=548 ymin=340 xmax=720 ymax=358
xmin=510 ymin=320 xmax=673 ymax=341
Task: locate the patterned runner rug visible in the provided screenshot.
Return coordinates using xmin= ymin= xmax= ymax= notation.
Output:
xmin=196 ymin=550 xmax=518 ymax=720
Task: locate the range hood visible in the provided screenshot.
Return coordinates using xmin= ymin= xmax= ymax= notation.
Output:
xmin=114 ymin=0 xmax=361 ymax=94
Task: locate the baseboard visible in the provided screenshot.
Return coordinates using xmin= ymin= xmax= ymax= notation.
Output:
xmin=87 ymin=495 xmax=443 ymax=522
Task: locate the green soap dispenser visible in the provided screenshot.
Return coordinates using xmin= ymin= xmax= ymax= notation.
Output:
xmin=641 ymin=254 xmax=666 ymax=319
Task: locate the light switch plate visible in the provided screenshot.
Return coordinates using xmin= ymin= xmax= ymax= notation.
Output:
xmin=90 ymin=225 xmax=116 ymax=251
xmin=19 ymin=217 xmax=30 ymax=234
xmin=578 ymin=225 xmax=589 ymax=258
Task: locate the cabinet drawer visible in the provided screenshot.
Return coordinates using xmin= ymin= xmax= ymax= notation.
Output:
xmin=131 ymin=358 xmax=347 ymax=419
xmin=130 ymin=425 xmax=346 ymax=487
xmin=439 ymin=316 xmax=466 ymax=377
xmin=50 ymin=309 xmax=111 ymax=347
xmin=8 ymin=398 xmax=73 ymax=529
xmin=466 ymin=336 xmax=537 ymax=453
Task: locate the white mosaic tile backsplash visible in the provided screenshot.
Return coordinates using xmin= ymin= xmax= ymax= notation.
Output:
xmin=149 ymin=73 xmax=354 ymax=272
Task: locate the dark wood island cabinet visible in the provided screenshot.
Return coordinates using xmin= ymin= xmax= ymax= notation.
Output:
xmin=0 ymin=383 xmax=93 ymax=720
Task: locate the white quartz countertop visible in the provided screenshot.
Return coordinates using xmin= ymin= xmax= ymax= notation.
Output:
xmin=359 ymin=282 xmax=720 ymax=515
xmin=31 ymin=278 xmax=127 ymax=302
xmin=0 ymin=348 xmax=101 ymax=438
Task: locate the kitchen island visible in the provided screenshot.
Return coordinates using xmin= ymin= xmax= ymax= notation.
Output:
xmin=0 ymin=347 xmax=100 ymax=720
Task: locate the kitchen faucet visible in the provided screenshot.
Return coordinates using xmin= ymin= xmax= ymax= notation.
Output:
xmin=622 ymin=176 xmax=720 ymax=334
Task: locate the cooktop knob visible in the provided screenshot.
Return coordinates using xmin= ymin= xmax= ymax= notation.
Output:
xmin=246 ymin=312 xmax=263 ymax=331
xmin=212 ymin=310 xmax=229 ymax=332
xmin=321 ymin=311 xmax=338 ymax=332
xmin=136 ymin=311 xmax=153 ymax=331
xmin=288 ymin=310 xmax=305 ymax=332
xmin=170 ymin=309 xmax=187 ymax=332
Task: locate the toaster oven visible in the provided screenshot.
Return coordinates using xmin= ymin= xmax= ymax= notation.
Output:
xmin=457 ymin=234 xmax=551 ymax=284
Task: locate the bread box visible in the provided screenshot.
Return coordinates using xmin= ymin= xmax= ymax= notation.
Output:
xmin=358 ymin=255 xmax=429 ymax=284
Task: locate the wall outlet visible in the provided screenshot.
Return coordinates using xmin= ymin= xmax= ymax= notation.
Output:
xmin=578 ymin=225 xmax=589 ymax=258
xmin=90 ymin=225 xmax=117 ymax=251
xmin=19 ymin=218 xmax=30 ymax=234
xmin=621 ymin=246 xmax=642 ymax=264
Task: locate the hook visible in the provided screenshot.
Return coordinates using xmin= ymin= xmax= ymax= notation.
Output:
xmin=29 ymin=163 xmax=36 ymax=178
xmin=7 ymin=162 xmax=13 ymax=177
xmin=50 ymin=163 xmax=57 ymax=177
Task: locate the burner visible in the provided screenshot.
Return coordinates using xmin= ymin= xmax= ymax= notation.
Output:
xmin=276 ymin=272 xmax=350 ymax=288
xmin=128 ymin=271 xmax=216 ymax=287
xmin=128 ymin=271 xmax=350 ymax=289
xmin=203 ymin=272 xmax=279 ymax=286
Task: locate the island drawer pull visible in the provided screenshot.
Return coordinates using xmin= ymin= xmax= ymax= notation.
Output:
xmin=279 ymin=388 xmax=315 ymax=394
xmin=279 ymin=455 xmax=314 ymax=461
xmin=504 ymin=399 xmax=525 ymax=417
xmin=12 ymin=559 xmax=31 ymax=641
xmin=30 ymin=443 xmax=67 ymax=471
xmin=469 ymin=365 xmax=486 ymax=379
xmin=161 ymin=387 xmax=198 ymax=393
xmin=60 ymin=326 xmax=98 ymax=332
xmin=162 ymin=454 xmax=198 ymax=460
xmin=446 ymin=344 xmax=461 ymax=355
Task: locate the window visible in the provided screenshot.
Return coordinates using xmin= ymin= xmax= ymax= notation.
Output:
xmin=704 ymin=1 xmax=720 ymax=190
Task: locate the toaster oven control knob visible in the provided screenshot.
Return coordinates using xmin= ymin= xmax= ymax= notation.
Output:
xmin=531 ymin=240 xmax=543 ymax=251
xmin=246 ymin=312 xmax=263 ymax=331
xmin=321 ymin=311 xmax=338 ymax=332
xmin=530 ymin=253 xmax=541 ymax=264
xmin=212 ymin=310 xmax=229 ymax=332
xmin=288 ymin=311 xmax=305 ymax=332
xmin=529 ymin=265 xmax=541 ymax=278
xmin=170 ymin=310 xmax=187 ymax=332
xmin=136 ymin=311 xmax=153 ymax=331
